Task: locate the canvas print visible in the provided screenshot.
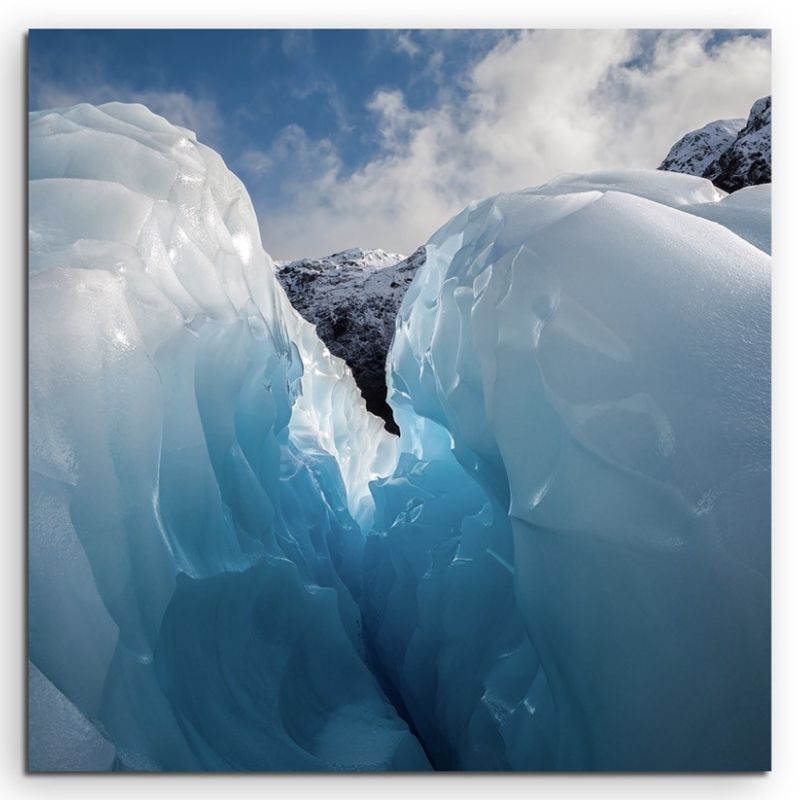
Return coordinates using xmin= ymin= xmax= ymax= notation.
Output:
xmin=27 ymin=29 xmax=771 ymax=772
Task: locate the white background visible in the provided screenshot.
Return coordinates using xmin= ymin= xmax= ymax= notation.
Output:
xmin=2 ymin=2 xmax=797 ymax=797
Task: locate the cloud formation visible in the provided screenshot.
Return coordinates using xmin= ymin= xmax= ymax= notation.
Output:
xmin=31 ymin=76 xmax=224 ymax=148
xmin=251 ymin=29 xmax=770 ymax=259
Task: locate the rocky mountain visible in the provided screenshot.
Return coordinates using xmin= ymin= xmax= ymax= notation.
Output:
xmin=703 ymin=96 xmax=771 ymax=192
xmin=658 ymin=118 xmax=745 ymax=176
xmin=281 ymin=96 xmax=771 ymax=437
xmin=658 ymin=95 xmax=771 ymax=192
xmin=276 ymin=247 xmax=426 ymax=433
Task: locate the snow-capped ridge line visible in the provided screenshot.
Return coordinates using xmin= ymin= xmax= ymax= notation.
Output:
xmin=658 ymin=95 xmax=771 ymax=194
xmin=276 ymin=246 xmax=426 ymax=433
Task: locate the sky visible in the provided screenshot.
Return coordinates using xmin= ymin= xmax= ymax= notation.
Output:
xmin=29 ymin=29 xmax=771 ymax=260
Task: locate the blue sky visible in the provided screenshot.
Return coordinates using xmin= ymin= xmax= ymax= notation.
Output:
xmin=29 ymin=29 xmax=770 ymax=258
xmin=30 ymin=30 xmax=503 ymax=166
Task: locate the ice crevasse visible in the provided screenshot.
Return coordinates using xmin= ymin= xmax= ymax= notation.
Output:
xmin=28 ymin=103 xmax=770 ymax=771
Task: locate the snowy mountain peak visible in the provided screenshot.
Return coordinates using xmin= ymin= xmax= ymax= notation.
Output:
xmin=703 ymin=95 xmax=771 ymax=192
xmin=277 ymin=246 xmax=426 ymax=433
xmin=658 ymin=96 xmax=771 ymax=193
xmin=658 ymin=118 xmax=745 ymax=176
xmin=748 ymin=95 xmax=771 ymax=126
xmin=278 ymin=247 xmax=406 ymax=271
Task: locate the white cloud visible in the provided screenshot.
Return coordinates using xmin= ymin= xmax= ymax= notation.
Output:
xmin=31 ymin=77 xmax=223 ymax=146
xmin=391 ymin=31 xmax=421 ymax=58
xmin=254 ymin=30 xmax=770 ymax=260
xmin=240 ymin=124 xmax=342 ymax=189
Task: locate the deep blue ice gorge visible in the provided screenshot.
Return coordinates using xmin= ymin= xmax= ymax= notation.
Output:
xmin=28 ymin=103 xmax=771 ymax=771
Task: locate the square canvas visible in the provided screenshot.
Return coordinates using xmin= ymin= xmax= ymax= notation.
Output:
xmin=27 ymin=28 xmax=771 ymax=772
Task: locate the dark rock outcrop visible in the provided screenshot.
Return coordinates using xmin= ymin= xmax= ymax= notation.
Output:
xmin=276 ymin=247 xmax=426 ymax=434
xmin=703 ymin=96 xmax=771 ymax=192
xmin=658 ymin=96 xmax=771 ymax=193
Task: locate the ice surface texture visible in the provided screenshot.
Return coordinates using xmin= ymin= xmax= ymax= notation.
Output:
xmin=28 ymin=103 xmax=422 ymax=771
xmin=29 ymin=104 xmax=770 ymax=771
xmin=385 ymin=170 xmax=770 ymax=769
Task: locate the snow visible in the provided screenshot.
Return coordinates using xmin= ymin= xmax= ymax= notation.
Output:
xmin=684 ymin=183 xmax=771 ymax=253
xmin=659 ymin=96 xmax=771 ymax=194
xmin=657 ymin=118 xmax=744 ymax=176
xmin=29 ymin=103 xmax=770 ymax=772
xmin=277 ymin=247 xmax=425 ymax=432
xmin=703 ymin=96 xmax=771 ymax=192
xmin=278 ymin=247 xmax=406 ymax=271
xmin=656 ymin=97 xmax=771 ymax=250
xmin=537 ymin=168 xmax=725 ymax=207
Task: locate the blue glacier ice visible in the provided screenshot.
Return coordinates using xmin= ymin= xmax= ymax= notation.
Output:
xmin=382 ymin=171 xmax=771 ymax=770
xmin=28 ymin=104 xmax=770 ymax=772
xmin=28 ymin=103 xmax=419 ymax=771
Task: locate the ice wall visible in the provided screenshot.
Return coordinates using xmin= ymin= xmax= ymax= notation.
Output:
xmin=362 ymin=451 xmax=557 ymax=769
xmin=380 ymin=170 xmax=770 ymax=769
xmin=28 ymin=103 xmax=423 ymax=771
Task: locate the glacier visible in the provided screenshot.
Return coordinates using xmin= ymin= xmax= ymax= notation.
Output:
xmin=28 ymin=104 xmax=770 ymax=771
xmin=28 ymin=102 xmax=418 ymax=771
xmin=384 ymin=171 xmax=770 ymax=770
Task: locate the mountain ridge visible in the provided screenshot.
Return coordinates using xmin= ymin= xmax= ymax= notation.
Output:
xmin=658 ymin=95 xmax=771 ymax=193
xmin=276 ymin=246 xmax=427 ymax=433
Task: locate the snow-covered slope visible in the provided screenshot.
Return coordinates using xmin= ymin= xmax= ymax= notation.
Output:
xmin=657 ymin=118 xmax=744 ymax=176
xmin=277 ymin=247 xmax=407 ymax=270
xmin=683 ymin=183 xmax=771 ymax=253
xmin=659 ymin=96 xmax=771 ymax=193
xmin=703 ymin=96 xmax=771 ymax=192
xmin=277 ymin=247 xmax=426 ymax=433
